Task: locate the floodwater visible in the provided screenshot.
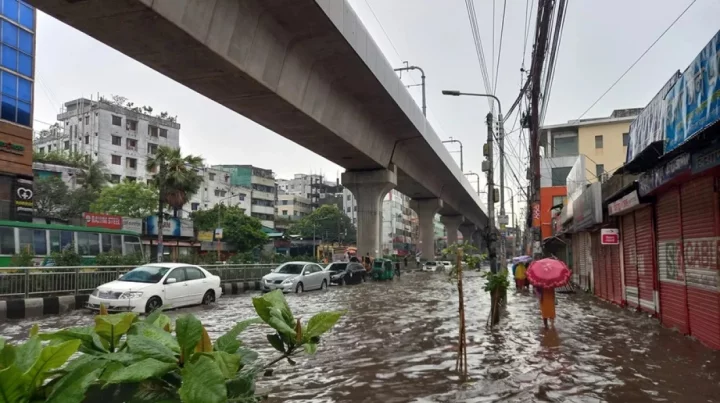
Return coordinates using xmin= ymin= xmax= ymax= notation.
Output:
xmin=2 ymin=272 xmax=719 ymax=402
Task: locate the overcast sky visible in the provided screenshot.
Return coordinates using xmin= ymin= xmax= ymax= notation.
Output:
xmin=32 ymin=0 xmax=720 ymax=219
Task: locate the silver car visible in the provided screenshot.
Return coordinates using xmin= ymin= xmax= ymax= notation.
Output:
xmin=262 ymin=261 xmax=330 ymax=293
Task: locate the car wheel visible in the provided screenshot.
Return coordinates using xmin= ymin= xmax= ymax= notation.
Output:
xmin=321 ymin=280 xmax=328 ymax=290
xmin=296 ymin=283 xmax=304 ymax=293
xmin=145 ymin=296 xmax=162 ymax=314
xmin=202 ymin=290 xmax=215 ymax=305
xmin=339 ymin=277 xmax=346 ymax=286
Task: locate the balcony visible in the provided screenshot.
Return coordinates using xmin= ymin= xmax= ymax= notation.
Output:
xmin=252 ymin=190 xmax=274 ymax=201
xmin=251 ymin=205 xmax=275 ymax=215
xmin=252 ymin=175 xmax=275 ymax=187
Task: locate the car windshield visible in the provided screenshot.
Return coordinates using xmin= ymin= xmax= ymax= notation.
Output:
xmin=119 ymin=265 xmax=171 ymax=283
xmin=327 ymin=263 xmax=347 ymax=272
xmin=427 ymin=261 xmax=437 ymax=265
xmin=275 ymin=264 xmax=304 ymax=274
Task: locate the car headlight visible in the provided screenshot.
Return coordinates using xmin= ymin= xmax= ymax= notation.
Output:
xmin=281 ymin=277 xmax=296 ymax=285
xmin=119 ymin=291 xmax=144 ymax=299
xmin=91 ymin=289 xmax=99 ymax=297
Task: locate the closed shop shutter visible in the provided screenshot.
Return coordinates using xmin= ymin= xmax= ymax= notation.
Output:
xmin=572 ymin=233 xmax=582 ymax=286
xmin=656 ymin=187 xmax=688 ymax=334
xmin=680 ymin=176 xmax=720 ymax=349
xmin=635 ymin=206 xmax=656 ymax=313
xmin=590 ymin=232 xmax=603 ymax=299
xmin=623 ymin=214 xmax=639 ymax=308
xmin=610 ymin=236 xmax=623 ymax=305
xmin=573 ymin=232 xmax=592 ymax=291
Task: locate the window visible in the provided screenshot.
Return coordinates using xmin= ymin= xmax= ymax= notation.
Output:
xmin=147 ymin=143 xmax=158 ymax=155
xmin=111 ymin=135 xmax=122 ymax=146
xmin=49 ymin=230 xmax=73 ymax=253
xmin=159 ymin=128 xmax=168 ymax=138
xmin=126 ymin=119 xmax=137 ymax=131
xmin=38 ymin=147 xmax=43 ymax=153
xmin=77 ymin=232 xmax=100 ymax=255
xmin=551 ymin=167 xmax=572 ymax=186
xmin=623 ymin=132 xmax=629 ymax=146
xmin=111 ymin=155 xmax=121 ymax=165
xmin=148 ymin=125 xmax=159 ymax=137
xmin=238 ymin=193 xmax=245 ymax=201
xmin=126 ymin=176 xmax=136 ymax=182
xmin=282 ymin=200 xmax=288 ymax=205
xmin=191 ymin=202 xmax=199 ymax=211
xmin=551 ymin=196 xmax=566 ymax=208
xmin=185 ymin=267 xmax=205 ymax=280
xmin=282 ymin=210 xmax=288 ymax=215
xmin=85 ymin=115 xmax=89 ymax=125
xmin=346 ymin=207 xmax=351 ymax=213
xmin=346 ymin=194 xmax=351 ymax=200
xmin=111 ymin=115 xmax=122 ymax=126
xmin=166 ymin=268 xmax=186 ymax=283
xmin=74 ymin=124 xmax=77 ymax=136
xmin=63 ymin=140 xmax=69 ymax=150
xmin=595 ymin=135 xmax=603 ymax=149
xmin=126 ymin=158 xmax=137 ymax=169
xmin=84 ymin=135 xmax=89 ymax=145
xmin=552 ymin=133 xmax=578 ymax=157
xmin=101 ymin=234 xmax=122 ymax=253
xmin=110 ymin=174 xmax=121 ymax=184
xmin=0 ymin=226 xmax=14 ymax=254
xmin=126 ymin=138 xmax=137 ymax=150
xmin=47 ymin=145 xmax=50 ymax=152
xmin=209 ymin=172 xmax=215 ymax=181
xmin=596 ymin=164 xmax=605 ymax=178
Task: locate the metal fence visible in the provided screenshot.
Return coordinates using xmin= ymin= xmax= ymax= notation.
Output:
xmin=0 ymin=264 xmax=275 ymax=300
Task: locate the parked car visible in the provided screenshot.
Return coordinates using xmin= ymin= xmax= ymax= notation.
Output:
xmin=262 ymin=261 xmax=330 ymax=293
xmin=440 ymin=261 xmax=454 ymax=270
xmin=422 ymin=261 xmax=441 ymax=272
xmin=87 ymin=263 xmax=222 ymax=314
xmin=325 ymin=261 xmax=366 ymax=285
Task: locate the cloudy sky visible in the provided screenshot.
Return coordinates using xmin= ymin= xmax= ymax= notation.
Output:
xmin=32 ymin=0 xmax=720 ymax=219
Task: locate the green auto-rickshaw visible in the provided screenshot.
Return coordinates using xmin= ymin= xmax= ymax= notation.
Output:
xmin=371 ymin=258 xmax=395 ymax=281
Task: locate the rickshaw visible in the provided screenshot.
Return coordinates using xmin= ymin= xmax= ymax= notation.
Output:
xmin=371 ymin=258 xmax=395 ymax=281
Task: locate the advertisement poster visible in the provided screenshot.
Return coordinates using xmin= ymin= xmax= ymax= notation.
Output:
xmin=145 ymin=216 xmax=194 ymax=237
xmin=122 ymin=218 xmax=143 ymax=234
xmin=12 ymin=175 xmax=33 ymax=222
xmin=83 ymin=212 xmax=123 ymax=230
xmin=665 ymin=30 xmax=720 ymax=152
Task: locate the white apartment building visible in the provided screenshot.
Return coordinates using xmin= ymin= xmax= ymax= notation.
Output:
xmin=34 ymin=97 xmax=181 ymax=184
xmin=183 ymin=167 xmax=252 ymax=218
xmin=276 ymin=194 xmax=312 ymax=220
xmin=212 ymin=165 xmax=276 ymax=229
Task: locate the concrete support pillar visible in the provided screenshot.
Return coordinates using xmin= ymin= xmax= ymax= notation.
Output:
xmin=440 ymin=215 xmax=463 ymax=246
xmin=341 ymin=167 xmax=397 ymax=258
xmin=472 ymin=230 xmax=485 ymax=253
xmin=410 ymin=198 xmax=443 ymax=260
xmin=459 ymin=223 xmax=476 ymax=246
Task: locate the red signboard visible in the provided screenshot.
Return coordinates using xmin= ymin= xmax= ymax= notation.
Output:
xmin=601 ymin=228 xmax=620 ymax=245
xmin=83 ymin=212 xmax=122 ymax=230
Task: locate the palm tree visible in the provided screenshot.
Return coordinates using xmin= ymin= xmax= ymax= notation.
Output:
xmin=147 ymin=146 xmax=204 ymax=262
xmin=76 ymin=160 xmax=109 ymax=191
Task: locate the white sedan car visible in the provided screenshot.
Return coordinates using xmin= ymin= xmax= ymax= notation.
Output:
xmin=87 ymin=263 xmax=222 ymax=314
xmin=262 ymin=261 xmax=330 ymax=293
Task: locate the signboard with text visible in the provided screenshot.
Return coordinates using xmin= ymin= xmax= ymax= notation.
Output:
xmin=12 ymin=176 xmax=33 ymax=222
xmin=608 ymin=190 xmax=641 ymax=216
xmin=601 ymin=229 xmax=620 ymax=245
xmin=145 ymin=216 xmax=194 ymax=237
xmin=638 ymin=153 xmax=690 ymax=196
xmin=84 ymin=213 xmax=123 ymax=230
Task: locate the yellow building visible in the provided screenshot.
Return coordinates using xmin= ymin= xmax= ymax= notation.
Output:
xmin=540 ymin=108 xmax=642 ymax=185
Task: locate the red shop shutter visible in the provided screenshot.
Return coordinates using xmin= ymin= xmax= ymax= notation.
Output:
xmin=635 ymin=206 xmax=656 ymax=314
xmin=583 ymin=232 xmax=592 ymax=291
xmin=591 ymin=232 xmax=601 ymax=297
xmin=610 ymin=236 xmax=623 ymax=305
xmin=623 ymin=214 xmax=639 ymax=308
xmin=656 ymin=187 xmax=688 ymax=334
xmin=680 ymin=176 xmax=720 ymax=349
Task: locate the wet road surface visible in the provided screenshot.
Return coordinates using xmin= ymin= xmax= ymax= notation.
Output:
xmin=2 ymin=272 xmax=719 ymax=402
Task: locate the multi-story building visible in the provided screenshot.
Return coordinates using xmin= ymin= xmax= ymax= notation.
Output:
xmin=34 ymin=97 xmax=181 ymax=184
xmin=183 ymin=167 xmax=252 ymax=218
xmin=213 ymin=165 xmax=275 ymax=228
xmin=0 ymin=1 xmax=36 ymax=221
xmin=278 ymin=173 xmax=343 ymax=209
xmin=538 ymin=108 xmax=640 ymax=239
xmin=276 ymin=194 xmax=312 ymax=220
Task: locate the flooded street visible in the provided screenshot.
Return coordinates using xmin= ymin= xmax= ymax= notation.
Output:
xmin=2 ymin=272 xmax=719 ymax=402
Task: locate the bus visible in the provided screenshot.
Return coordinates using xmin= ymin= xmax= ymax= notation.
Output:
xmin=0 ymin=220 xmax=144 ymax=267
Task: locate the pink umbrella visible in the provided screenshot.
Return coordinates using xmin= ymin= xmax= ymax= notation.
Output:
xmin=527 ymin=258 xmax=571 ymax=288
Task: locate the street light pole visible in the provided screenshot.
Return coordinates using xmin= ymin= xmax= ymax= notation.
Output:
xmin=463 ymin=172 xmax=481 ymax=196
xmin=395 ymin=62 xmax=427 ymax=116
xmin=443 ymin=90 xmax=506 ymax=271
xmin=442 ymin=138 xmax=464 ymax=171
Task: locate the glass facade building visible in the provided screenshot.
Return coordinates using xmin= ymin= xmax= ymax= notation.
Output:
xmin=0 ymin=0 xmax=33 ymax=127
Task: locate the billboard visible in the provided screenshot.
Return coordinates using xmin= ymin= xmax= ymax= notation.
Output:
xmin=626 ymin=71 xmax=681 ymax=163
xmin=572 ymin=182 xmax=602 ymax=232
xmin=665 ymin=30 xmax=720 ymax=153
xmin=145 ymin=216 xmax=194 ymax=237
xmin=83 ymin=213 xmax=123 ymax=230
xmin=565 ymin=155 xmax=586 ymax=219
xmin=122 ymin=218 xmax=142 ymax=234
xmin=12 ymin=175 xmax=33 ymax=222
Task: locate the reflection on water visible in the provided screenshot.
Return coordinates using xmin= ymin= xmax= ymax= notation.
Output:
xmin=2 ymin=272 xmax=719 ymax=402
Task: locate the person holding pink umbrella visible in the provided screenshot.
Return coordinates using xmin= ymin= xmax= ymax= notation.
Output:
xmin=528 ymin=258 xmax=570 ymax=329
xmin=536 ymin=286 xmax=556 ymax=328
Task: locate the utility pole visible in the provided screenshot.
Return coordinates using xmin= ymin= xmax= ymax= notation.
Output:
xmin=497 ymin=112 xmax=506 ymax=270
xmin=484 ymin=112 xmax=497 ymax=274
xmin=394 ymin=62 xmax=427 ymax=116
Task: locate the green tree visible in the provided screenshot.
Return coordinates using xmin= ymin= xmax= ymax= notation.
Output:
xmin=147 ymin=147 xmax=204 ymax=262
xmin=91 ymin=180 xmax=158 ymax=218
xmin=33 ymin=176 xmax=70 ymax=220
xmin=75 ymin=160 xmax=110 ymax=192
xmin=191 ymin=204 xmax=268 ymax=253
xmin=288 ymin=205 xmax=356 ymax=243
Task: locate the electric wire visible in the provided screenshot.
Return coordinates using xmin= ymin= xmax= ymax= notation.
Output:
xmin=493 ymin=0 xmax=508 ymax=96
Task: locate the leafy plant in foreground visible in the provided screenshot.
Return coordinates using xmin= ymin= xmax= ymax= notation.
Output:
xmin=0 ymin=290 xmax=344 ymax=403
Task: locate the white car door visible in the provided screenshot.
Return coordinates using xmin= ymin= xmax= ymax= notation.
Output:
xmin=163 ymin=268 xmax=189 ymax=307
xmin=312 ymin=264 xmax=326 ymax=288
xmin=184 ymin=266 xmax=207 ymax=304
xmin=302 ymin=264 xmax=317 ymax=290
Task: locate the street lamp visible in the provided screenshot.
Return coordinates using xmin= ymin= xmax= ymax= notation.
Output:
xmin=464 ymin=172 xmax=481 ymax=196
xmin=442 ymin=137 xmax=464 ymax=171
xmin=395 ymin=62 xmax=426 ymax=116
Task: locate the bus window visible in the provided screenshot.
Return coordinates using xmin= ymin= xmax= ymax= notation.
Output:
xmin=89 ymin=233 xmax=100 ymax=255
xmin=0 ymin=227 xmax=14 ymax=254
xmin=77 ymin=232 xmax=100 ymax=255
xmin=101 ymin=234 xmax=123 ymax=253
xmin=18 ymin=228 xmax=47 ymax=255
xmin=50 ymin=230 xmax=74 ymax=252
xmin=124 ymin=235 xmax=143 ymax=257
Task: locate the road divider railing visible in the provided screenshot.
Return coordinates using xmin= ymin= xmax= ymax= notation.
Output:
xmin=0 ymin=264 xmax=276 ymax=300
